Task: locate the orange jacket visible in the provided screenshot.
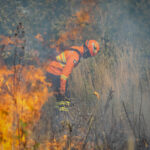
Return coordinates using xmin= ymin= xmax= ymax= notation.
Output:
xmin=47 ymin=45 xmax=84 ymax=94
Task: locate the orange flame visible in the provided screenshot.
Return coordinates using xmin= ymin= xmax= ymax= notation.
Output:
xmin=0 ymin=35 xmax=24 ymax=46
xmin=75 ymin=9 xmax=90 ymax=25
xmin=0 ymin=35 xmax=14 ymax=46
xmin=38 ymin=134 xmax=85 ymax=150
xmin=35 ymin=34 xmax=44 ymax=42
xmin=0 ymin=65 xmax=52 ymax=149
xmin=50 ymin=8 xmax=91 ymax=51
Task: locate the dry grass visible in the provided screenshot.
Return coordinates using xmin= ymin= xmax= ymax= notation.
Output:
xmin=67 ymin=42 xmax=150 ymax=149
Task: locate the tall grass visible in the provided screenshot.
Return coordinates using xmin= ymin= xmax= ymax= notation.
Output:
xmin=68 ymin=42 xmax=150 ymax=149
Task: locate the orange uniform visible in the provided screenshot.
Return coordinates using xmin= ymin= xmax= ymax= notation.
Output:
xmin=47 ymin=46 xmax=84 ymax=94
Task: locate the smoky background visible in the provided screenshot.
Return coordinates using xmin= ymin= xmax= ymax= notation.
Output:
xmin=0 ymin=0 xmax=150 ymax=149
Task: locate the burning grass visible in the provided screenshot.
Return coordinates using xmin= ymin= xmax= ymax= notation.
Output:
xmin=0 ymin=45 xmax=150 ymax=149
xmin=0 ymin=65 xmax=51 ymax=149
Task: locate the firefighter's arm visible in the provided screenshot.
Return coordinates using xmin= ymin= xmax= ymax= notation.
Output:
xmin=60 ymin=55 xmax=79 ymax=95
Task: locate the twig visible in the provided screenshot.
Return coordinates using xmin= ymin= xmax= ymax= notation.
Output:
xmin=81 ymin=97 xmax=100 ymax=149
xmin=122 ymin=102 xmax=136 ymax=138
xmin=138 ymin=81 xmax=143 ymax=139
xmin=82 ymin=88 xmax=114 ymax=149
xmin=104 ymin=88 xmax=114 ymax=114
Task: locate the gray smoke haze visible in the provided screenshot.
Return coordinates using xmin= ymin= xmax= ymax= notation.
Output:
xmin=68 ymin=0 xmax=150 ymax=144
xmin=0 ymin=0 xmax=150 ymax=148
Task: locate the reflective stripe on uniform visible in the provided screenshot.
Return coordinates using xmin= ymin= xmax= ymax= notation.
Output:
xmin=55 ymin=106 xmax=69 ymax=112
xmin=61 ymin=74 xmax=68 ymax=80
xmin=56 ymin=55 xmax=61 ymax=61
xmin=56 ymin=101 xmax=70 ymax=106
xmin=56 ymin=52 xmax=66 ymax=64
xmin=59 ymin=62 xmax=65 ymax=67
xmin=61 ymin=52 xmax=66 ymax=63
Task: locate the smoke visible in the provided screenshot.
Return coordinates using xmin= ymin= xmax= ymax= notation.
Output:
xmin=0 ymin=0 xmax=150 ymax=148
xmin=68 ymin=0 xmax=150 ymax=143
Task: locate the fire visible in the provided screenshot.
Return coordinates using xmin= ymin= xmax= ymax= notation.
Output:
xmin=0 ymin=35 xmax=24 ymax=47
xmin=75 ymin=9 xmax=90 ymax=25
xmin=38 ymin=135 xmax=85 ymax=150
xmin=35 ymin=34 xmax=44 ymax=42
xmin=0 ymin=35 xmax=14 ymax=46
xmin=0 ymin=65 xmax=52 ymax=149
xmin=50 ymin=8 xmax=91 ymax=50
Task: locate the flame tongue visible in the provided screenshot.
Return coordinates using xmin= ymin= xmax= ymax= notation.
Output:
xmin=0 ymin=65 xmax=52 ymax=149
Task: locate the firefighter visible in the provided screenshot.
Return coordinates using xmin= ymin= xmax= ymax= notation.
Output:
xmin=46 ymin=40 xmax=100 ymax=111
